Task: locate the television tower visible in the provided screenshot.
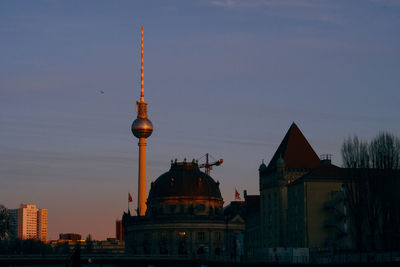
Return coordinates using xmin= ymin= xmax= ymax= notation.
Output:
xmin=131 ymin=26 xmax=153 ymax=216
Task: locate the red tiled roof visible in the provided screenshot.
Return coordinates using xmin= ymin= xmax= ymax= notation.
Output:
xmin=291 ymin=163 xmax=346 ymax=185
xmin=301 ymin=163 xmax=344 ymax=179
xmin=267 ymin=123 xmax=320 ymax=169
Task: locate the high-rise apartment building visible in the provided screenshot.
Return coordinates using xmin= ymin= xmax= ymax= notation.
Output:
xmin=17 ymin=204 xmax=48 ymax=242
xmin=37 ymin=208 xmax=48 ymax=242
xmin=8 ymin=209 xmax=19 ymax=238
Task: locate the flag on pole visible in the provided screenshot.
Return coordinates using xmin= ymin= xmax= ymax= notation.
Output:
xmin=128 ymin=193 xmax=133 ymax=202
xmin=235 ymin=188 xmax=241 ymax=200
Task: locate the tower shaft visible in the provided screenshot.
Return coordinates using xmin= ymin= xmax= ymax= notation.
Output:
xmin=138 ymin=138 xmax=147 ymax=216
xmin=131 ymin=26 xmax=153 ymax=216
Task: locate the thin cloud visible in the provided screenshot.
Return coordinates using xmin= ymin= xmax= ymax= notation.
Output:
xmin=369 ymin=0 xmax=400 ymax=6
xmin=209 ymin=0 xmax=336 ymax=9
xmin=205 ymin=136 xmax=276 ymax=147
xmin=209 ymin=0 xmax=343 ymax=26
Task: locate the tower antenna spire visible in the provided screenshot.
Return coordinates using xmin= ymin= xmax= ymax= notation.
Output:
xmin=140 ymin=26 xmax=144 ymax=101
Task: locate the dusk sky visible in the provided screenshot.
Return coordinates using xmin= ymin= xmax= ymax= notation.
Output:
xmin=1 ymin=0 xmax=400 ymax=240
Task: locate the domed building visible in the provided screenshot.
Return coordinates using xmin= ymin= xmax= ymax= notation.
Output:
xmin=122 ymin=160 xmax=245 ymax=259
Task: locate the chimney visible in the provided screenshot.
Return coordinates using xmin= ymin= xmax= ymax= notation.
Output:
xmin=320 ymin=154 xmax=332 ymax=165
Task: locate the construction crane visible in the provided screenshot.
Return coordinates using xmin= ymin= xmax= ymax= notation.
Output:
xmin=198 ymin=153 xmax=223 ymax=175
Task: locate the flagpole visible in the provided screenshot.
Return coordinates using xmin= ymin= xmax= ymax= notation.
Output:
xmin=128 ymin=192 xmax=130 ymax=213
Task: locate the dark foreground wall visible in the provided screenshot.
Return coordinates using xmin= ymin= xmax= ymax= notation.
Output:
xmin=0 ymin=256 xmax=399 ymax=267
xmin=0 ymin=255 xmax=400 ymax=267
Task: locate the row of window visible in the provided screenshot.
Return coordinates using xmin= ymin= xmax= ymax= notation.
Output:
xmin=153 ymin=231 xmax=222 ymax=242
xmin=151 ymin=204 xmax=223 ymax=215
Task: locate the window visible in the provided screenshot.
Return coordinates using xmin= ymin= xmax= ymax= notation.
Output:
xmin=214 ymin=231 xmax=221 ymax=241
xmin=170 ymin=205 xmax=176 ymax=212
xmin=197 ymin=232 xmax=205 ymax=242
xmin=159 ymin=231 xmax=167 ymax=241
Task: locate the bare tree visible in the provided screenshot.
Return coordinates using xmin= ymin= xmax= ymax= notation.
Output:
xmin=370 ymin=132 xmax=400 ymax=170
xmin=342 ymin=136 xmax=370 ymax=168
xmin=341 ymin=133 xmax=400 ymax=251
xmin=369 ymin=133 xmax=400 ymax=250
xmin=341 ymin=137 xmax=370 ymax=250
xmin=0 ymin=205 xmax=9 ymax=240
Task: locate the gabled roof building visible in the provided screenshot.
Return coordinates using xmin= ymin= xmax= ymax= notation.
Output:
xmin=259 ymin=122 xmax=321 ymax=248
xmin=259 ymin=123 xmax=352 ymax=252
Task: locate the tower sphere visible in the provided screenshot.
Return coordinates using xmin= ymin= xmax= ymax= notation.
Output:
xmin=132 ymin=118 xmax=153 ymax=138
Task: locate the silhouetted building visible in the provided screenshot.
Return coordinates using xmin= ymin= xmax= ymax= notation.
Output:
xmin=243 ymin=192 xmax=261 ymax=259
xmin=123 ymin=160 xmax=245 ymax=259
xmin=116 ymin=220 xmax=124 ymax=241
xmin=224 ymin=201 xmax=245 ymax=219
xmin=50 ymin=239 xmax=125 ymax=254
xmin=8 ymin=209 xmax=18 ymax=239
xmin=59 ymin=233 xmax=82 ymax=241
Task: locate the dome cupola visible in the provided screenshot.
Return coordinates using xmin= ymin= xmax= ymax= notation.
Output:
xmin=146 ymin=160 xmax=223 ymax=216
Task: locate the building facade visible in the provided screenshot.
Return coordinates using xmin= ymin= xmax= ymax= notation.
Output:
xmin=37 ymin=208 xmax=48 ymax=242
xmin=16 ymin=204 xmax=48 ymax=242
xmin=287 ymin=163 xmax=350 ymax=248
xmin=123 ymin=161 xmax=245 ymax=260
